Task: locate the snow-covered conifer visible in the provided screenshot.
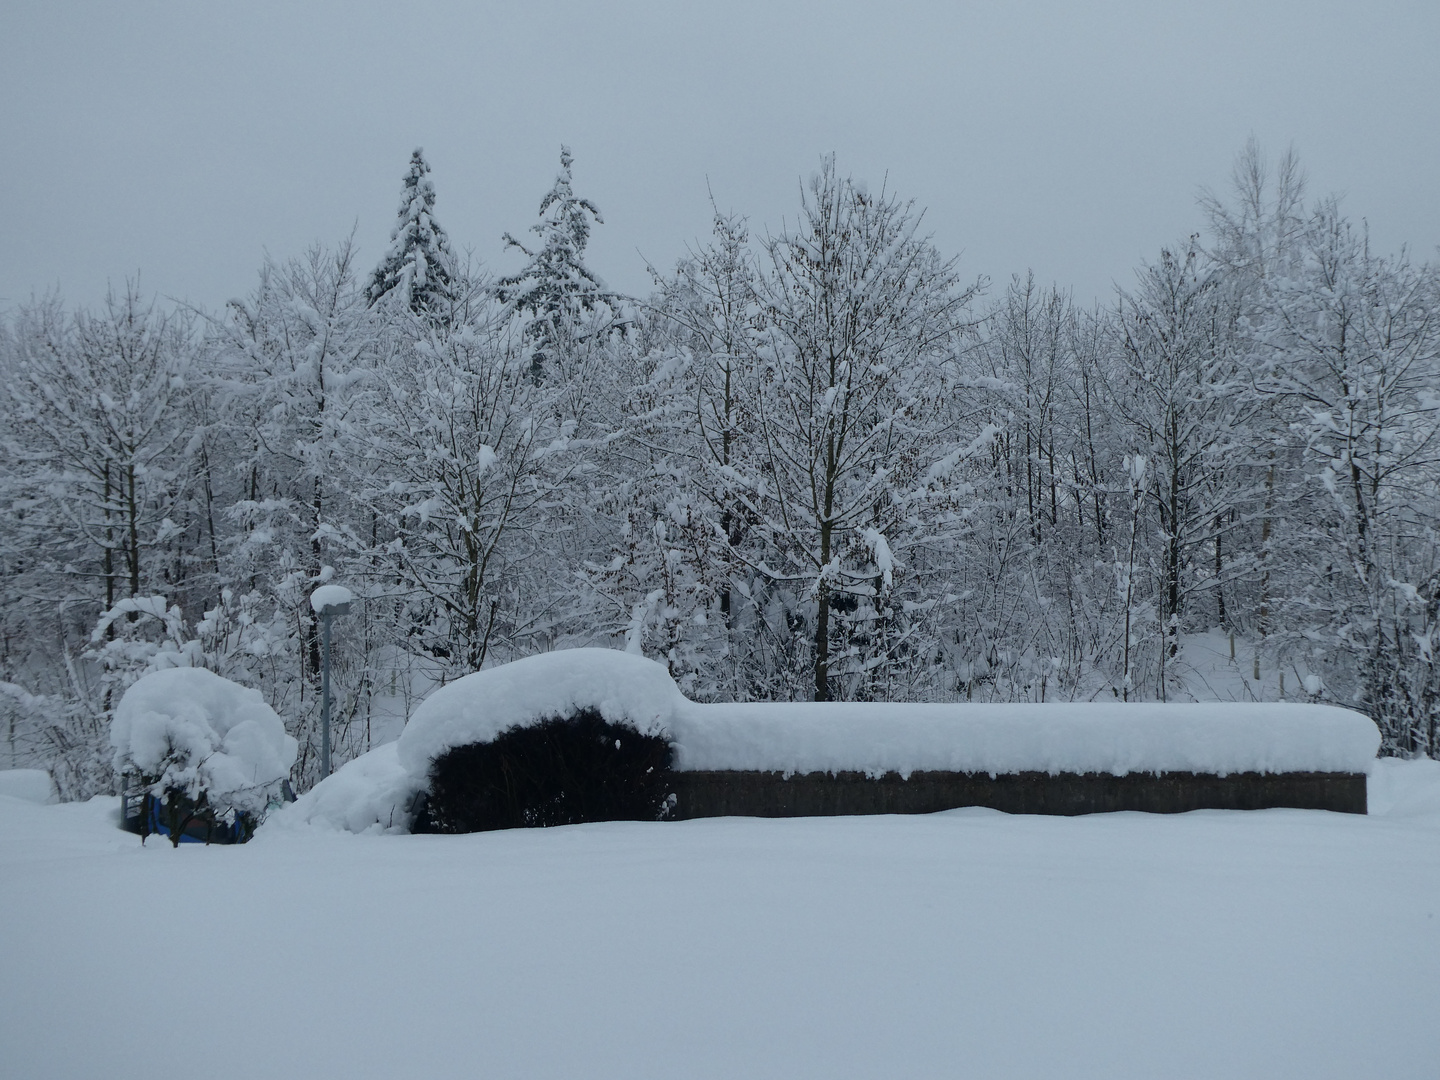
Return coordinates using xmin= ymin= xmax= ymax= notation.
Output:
xmin=367 ymin=149 xmax=457 ymax=318
xmin=498 ymin=146 xmax=621 ymax=380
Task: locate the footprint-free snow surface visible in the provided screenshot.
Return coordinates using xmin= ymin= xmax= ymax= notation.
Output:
xmin=3 ymin=759 xmax=1439 ymax=1080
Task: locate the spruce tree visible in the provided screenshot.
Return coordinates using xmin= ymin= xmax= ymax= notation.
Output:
xmin=367 ymin=148 xmax=456 ymax=317
xmin=498 ymin=146 xmax=619 ymax=376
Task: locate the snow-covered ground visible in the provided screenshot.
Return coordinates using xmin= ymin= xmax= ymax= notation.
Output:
xmin=1171 ymin=627 xmax=1328 ymax=703
xmin=2 ymin=759 xmax=1438 ymax=1080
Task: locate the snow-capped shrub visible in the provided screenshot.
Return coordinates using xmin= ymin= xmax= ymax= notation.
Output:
xmin=394 ymin=649 xmax=681 ymax=833
xmin=111 ymin=668 xmax=297 ymax=843
xmin=395 ymin=648 xmax=683 ymax=782
xmin=418 ymin=708 xmax=674 ymax=833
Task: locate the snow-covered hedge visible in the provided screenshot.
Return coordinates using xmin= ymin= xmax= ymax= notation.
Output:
xmin=275 ymin=651 xmax=680 ymax=834
xmin=111 ymin=667 xmax=298 ymax=818
xmin=394 ymin=649 xmax=680 ymax=779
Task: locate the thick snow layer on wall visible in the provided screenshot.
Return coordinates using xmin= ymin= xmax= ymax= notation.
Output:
xmin=670 ymin=701 xmax=1380 ymax=778
xmin=392 ymin=649 xmax=1379 ymax=787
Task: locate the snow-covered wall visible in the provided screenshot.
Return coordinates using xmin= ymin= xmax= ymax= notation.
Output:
xmin=284 ymin=649 xmax=1381 ymax=833
xmin=394 ymin=649 xmax=1380 ymax=783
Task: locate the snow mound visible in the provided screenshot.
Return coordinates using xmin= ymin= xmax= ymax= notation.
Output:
xmin=396 ymin=648 xmax=684 ymax=781
xmin=0 ymin=769 xmax=57 ymax=804
xmin=265 ymin=742 xmax=419 ymax=835
xmin=669 ymin=701 xmax=1380 ymax=778
xmin=1367 ymin=757 xmax=1440 ymax=819
xmin=111 ymin=668 xmax=298 ymax=815
xmin=310 ymin=584 xmax=355 ymax=614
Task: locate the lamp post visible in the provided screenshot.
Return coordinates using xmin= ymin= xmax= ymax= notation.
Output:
xmin=310 ymin=584 xmax=354 ymax=780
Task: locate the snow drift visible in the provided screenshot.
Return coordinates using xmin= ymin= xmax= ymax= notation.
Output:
xmin=0 ymin=769 xmax=57 ymax=805
xmin=111 ymin=667 xmax=298 ymax=816
xmin=268 ymin=742 xmax=416 ymax=835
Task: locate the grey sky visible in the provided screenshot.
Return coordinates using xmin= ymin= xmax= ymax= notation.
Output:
xmin=2 ymin=0 xmax=1437 ymax=314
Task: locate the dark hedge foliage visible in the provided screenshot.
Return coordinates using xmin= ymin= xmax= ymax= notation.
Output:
xmin=418 ymin=707 xmax=675 ymax=833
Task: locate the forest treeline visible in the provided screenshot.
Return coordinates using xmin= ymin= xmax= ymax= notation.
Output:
xmin=4 ymin=141 xmax=1439 ymax=797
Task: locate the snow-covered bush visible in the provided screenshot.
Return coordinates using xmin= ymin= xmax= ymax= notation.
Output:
xmin=396 ymin=649 xmax=682 ymax=776
xmin=419 ymin=708 xmax=674 ymax=833
xmin=89 ymin=591 xmax=291 ymax=698
xmin=111 ymin=668 xmax=297 ymax=843
xmin=397 ymin=649 xmax=681 ymax=832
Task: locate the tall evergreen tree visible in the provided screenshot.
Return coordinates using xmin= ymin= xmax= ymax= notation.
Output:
xmin=498 ymin=146 xmax=619 ymax=378
xmin=367 ymin=149 xmax=457 ymax=318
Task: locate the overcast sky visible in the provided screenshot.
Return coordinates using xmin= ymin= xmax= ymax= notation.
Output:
xmin=2 ymin=0 xmax=1437 ymax=314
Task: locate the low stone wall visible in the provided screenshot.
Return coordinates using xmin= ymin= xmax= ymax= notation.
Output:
xmin=671 ymin=768 xmax=1368 ymax=818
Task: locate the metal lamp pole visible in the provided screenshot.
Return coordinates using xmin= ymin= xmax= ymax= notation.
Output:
xmin=321 ymin=610 xmax=333 ymax=779
xmin=315 ymin=593 xmax=352 ymax=780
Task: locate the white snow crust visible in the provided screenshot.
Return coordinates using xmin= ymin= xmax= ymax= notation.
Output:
xmin=0 ymin=769 xmax=56 ymax=804
xmin=266 ymin=742 xmax=418 ymax=835
xmin=395 ymin=648 xmax=684 ymax=780
xmin=670 ymin=700 xmax=1381 ymax=777
xmin=309 ymin=584 xmax=355 ymax=614
xmin=111 ymin=668 xmax=298 ymax=814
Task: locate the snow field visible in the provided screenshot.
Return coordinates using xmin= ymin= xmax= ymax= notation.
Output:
xmin=2 ymin=759 xmax=1438 ymax=1080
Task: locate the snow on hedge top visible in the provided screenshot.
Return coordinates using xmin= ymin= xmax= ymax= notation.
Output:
xmin=111 ymin=668 xmax=298 ymax=812
xmin=395 ymin=649 xmax=684 ymax=779
xmin=310 ymin=584 xmax=355 ymax=614
xmin=669 ymin=701 xmax=1380 ymax=777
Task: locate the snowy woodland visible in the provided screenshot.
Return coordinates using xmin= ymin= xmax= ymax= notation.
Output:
xmin=4 ymin=140 xmax=1439 ymax=798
